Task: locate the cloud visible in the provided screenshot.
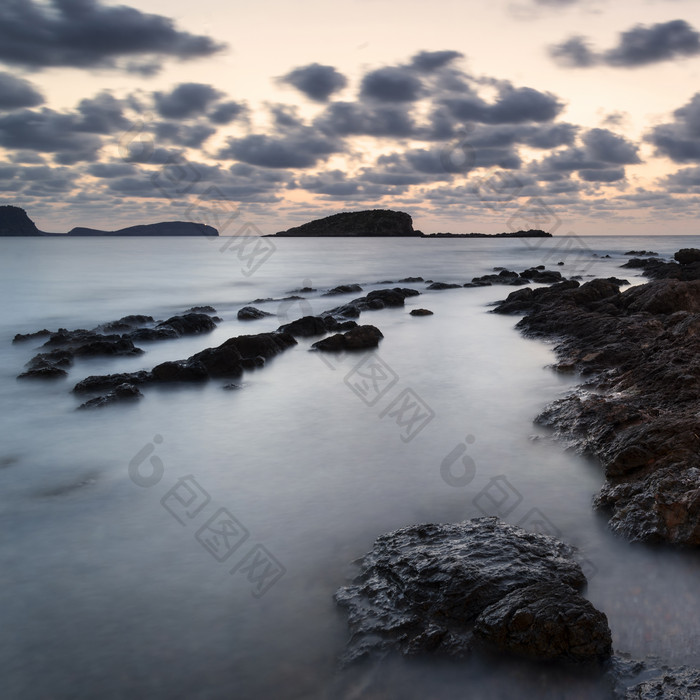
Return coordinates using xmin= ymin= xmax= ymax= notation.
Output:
xmin=87 ymin=162 xmax=137 ymax=178
xmin=154 ymin=83 xmax=224 ymax=119
xmin=208 ymin=101 xmax=247 ymax=125
xmin=360 ymin=67 xmax=424 ymax=102
xmin=582 ymin=128 xmax=640 ymax=164
xmin=0 ymin=0 xmax=225 ymax=74
xmin=218 ymin=130 xmax=341 ymax=168
xmin=76 ymin=93 xmax=129 ymax=134
xmin=0 ymin=72 xmax=44 ymax=110
xmin=0 ymin=108 xmax=102 ymax=162
xmin=550 ymin=20 xmax=700 ymax=68
xmin=279 ymin=63 xmax=348 ymax=102
xmin=444 ymin=86 xmax=563 ymax=124
xmin=409 ymin=50 xmax=464 ymax=72
xmin=315 ymin=102 xmax=415 ymax=137
xmin=647 ymin=93 xmax=700 ymax=163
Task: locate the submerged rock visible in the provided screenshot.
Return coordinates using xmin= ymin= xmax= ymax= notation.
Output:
xmin=410 ymin=308 xmax=434 ymax=316
xmin=237 ymin=306 xmax=272 ymax=321
xmin=77 ymin=383 xmax=143 ymax=409
xmin=335 ymin=517 xmax=608 ymax=664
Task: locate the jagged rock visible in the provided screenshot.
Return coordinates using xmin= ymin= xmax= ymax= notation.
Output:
xmin=13 ymin=329 xmax=52 ymax=343
xmin=96 ymin=315 xmax=154 ymax=333
xmin=73 ymin=370 xmax=153 ymax=394
xmin=186 ymin=306 xmax=217 ymax=314
xmin=399 ymin=276 xmax=424 ymax=283
xmin=334 ymin=517 xmax=598 ymax=664
xmin=18 ymin=365 xmax=68 ymax=379
xmin=277 ymin=316 xmax=328 ymax=337
xmin=473 ymin=582 xmax=612 ymax=662
xmin=312 ymin=325 xmax=383 ymax=351
xmin=151 ymin=360 xmax=209 ymax=382
xmin=77 ymin=383 xmax=143 ymax=409
xmin=127 ymin=327 xmax=179 ymax=342
xmin=237 ymin=306 xmax=273 ymax=321
xmin=624 ymin=250 xmax=658 ymax=257
xmin=410 ymin=309 xmax=434 ymax=316
xmin=674 ymin=248 xmax=700 ymax=265
xmin=322 ymin=288 xmax=420 ymax=318
xmin=624 ymin=666 xmax=700 ymax=698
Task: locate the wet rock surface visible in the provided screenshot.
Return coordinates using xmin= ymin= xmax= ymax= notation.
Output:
xmin=322 ymin=287 xmax=420 ymax=319
xmin=410 ymin=308 xmax=433 ymax=316
xmin=493 ymin=259 xmax=700 ymax=545
xmin=77 ymin=383 xmax=143 ymax=410
xmin=237 ymin=306 xmax=273 ymax=321
xmin=334 ymin=517 xmax=607 ymax=664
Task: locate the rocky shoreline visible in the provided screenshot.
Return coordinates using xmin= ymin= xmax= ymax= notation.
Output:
xmin=493 ymin=250 xmax=700 ymax=547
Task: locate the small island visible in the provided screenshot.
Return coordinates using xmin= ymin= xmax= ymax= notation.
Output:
xmin=271 ymin=209 xmax=552 ymax=237
xmin=0 ymin=205 xmax=218 ymax=237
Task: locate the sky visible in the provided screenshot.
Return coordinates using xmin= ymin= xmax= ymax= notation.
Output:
xmin=1 ymin=0 xmax=700 ymax=235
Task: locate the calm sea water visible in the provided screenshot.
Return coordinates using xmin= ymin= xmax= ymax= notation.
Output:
xmin=1 ymin=236 xmax=699 ymax=699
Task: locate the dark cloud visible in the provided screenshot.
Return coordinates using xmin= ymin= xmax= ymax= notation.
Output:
xmin=647 ymin=93 xmax=700 ymax=163
xmin=582 ymin=128 xmax=640 ymax=164
xmin=76 ymin=93 xmax=129 ymax=134
xmin=218 ymin=130 xmax=340 ymax=168
xmin=154 ymin=122 xmax=216 ymax=148
xmin=360 ymin=67 xmax=423 ymax=102
xmin=409 ymin=50 xmax=464 ymax=72
xmin=578 ymin=168 xmax=626 ymax=182
xmin=550 ymin=20 xmax=700 ymax=68
xmin=279 ymin=63 xmax=347 ymax=102
xmin=0 ymin=72 xmax=44 ymax=110
xmin=315 ymin=102 xmax=415 ymax=138
xmin=549 ymin=36 xmax=598 ymax=68
xmin=155 ymin=83 xmax=223 ymax=119
xmin=0 ymin=0 xmax=225 ymax=73
xmin=0 ymin=108 xmax=102 ymax=161
xmin=444 ymin=86 xmax=563 ymax=124
xmin=663 ymin=166 xmax=700 ymax=192
xmin=87 ymin=162 xmax=137 ymax=178
xmin=208 ymin=101 xmax=246 ymax=125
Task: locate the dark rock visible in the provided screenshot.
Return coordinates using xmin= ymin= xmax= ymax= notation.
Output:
xmin=463 ymin=281 xmax=492 ymax=288
xmin=0 ymin=205 xmax=43 ymax=236
xmin=278 ymin=316 xmax=328 ymax=337
xmin=410 ymin=308 xmax=434 ymax=316
xmin=77 ymin=383 xmax=143 ymax=409
xmin=322 ymin=288 xmax=419 ymax=318
xmin=624 ymin=666 xmax=700 ymax=698
xmin=334 ymin=517 xmax=596 ymax=664
xmin=427 ymin=282 xmax=462 ymax=290
xmin=399 ymin=276 xmax=424 ymax=283
xmin=127 ymin=327 xmax=179 ymax=342
xmin=97 ymin=315 xmax=154 ymax=333
xmin=624 ymin=250 xmax=658 ymax=256
xmin=26 ymin=349 xmax=74 ymax=370
xmin=473 ymin=582 xmax=612 ymax=662
xmin=73 ymin=370 xmax=153 ymax=393
xmin=312 ymin=325 xmax=383 ymax=352
xmin=222 ymin=332 xmax=297 ymax=359
xmin=323 ymin=317 xmax=358 ymax=332
xmin=13 ymin=329 xmax=52 ymax=343
xmin=73 ymin=337 xmax=143 ymax=357
xmin=520 ymin=268 xmax=563 ymax=284
xmin=322 ymin=284 xmax=363 ymax=296
xmin=157 ymin=313 xmax=217 ymax=335
xmin=186 ymin=306 xmax=217 ymax=314
xmin=188 ymin=344 xmax=243 ymax=377
xmin=222 ymin=383 xmax=242 ymax=390
xmin=237 ymin=306 xmax=273 ymax=321
xmin=18 ymin=365 xmax=68 ymax=379
xmin=674 ymin=248 xmax=700 ymax=265
xmin=493 ymin=260 xmax=700 ymax=545
xmin=274 ymin=209 xmax=417 ymax=237
xmin=151 ymin=360 xmax=209 ymax=382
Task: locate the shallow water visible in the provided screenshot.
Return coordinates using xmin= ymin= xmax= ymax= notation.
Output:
xmin=1 ymin=235 xmax=699 ymax=699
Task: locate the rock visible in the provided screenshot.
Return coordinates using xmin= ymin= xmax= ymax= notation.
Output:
xmin=471 ymin=270 xmax=530 ymax=286
xmin=188 ymin=344 xmax=243 ymax=377
xmin=312 ymin=325 xmax=383 ymax=352
xmin=237 ymin=306 xmax=272 ymax=321
xmin=277 ymin=316 xmax=328 ymax=337
xmin=13 ymin=329 xmax=52 ymax=343
xmin=410 ymin=309 xmax=434 ymax=316
xmin=624 ymin=250 xmax=658 ymax=257
xmin=73 ymin=337 xmax=143 ymax=357
xmin=624 ymin=666 xmax=700 ymax=698
xmin=18 ymin=365 xmax=68 ymax=379
xmin=223 ymin=332 xmax=297 ymax=360
xmin=96 ymin=315 xmax=154 ymax=333
xmin=274 ymin=209 xmax=418 ymax=237
xmin=156 ymin=313 xmax=217 ymax=335
xmin=492 ymin=259 xmax=700 ymax=545
xmin=322 ymin=284 xmax=363 ymax=296
xmin=77 ymin=383 xmax=143 ymax=409
xmin=186 ymin=306 xmax=217 ymax=314
xmin=0 ymin=205 xmax=44 ymax=236
xmin=127 ymin=327 xmax=179 ymax=342
xmin=151 ymin=360 xmax=209 ymax=382
xmin=73 ymin=370 xmax=153 ymax=394
xmin=520 ymin=268 xmax=563 ymax=284
xmin=399 ymin=276 xmax=424 ymax=283
xmin=322 ymin=288 xmax=420 ymax=318
xmin=427 ymin=282 xmax=462 ymax=290
xmin=473 ymin=582 xmax=612 ymax=662
xmin=674 ymin=248 xmax=700 ymax=265
xmin=334 ymin=517 xmax=597 ymax=664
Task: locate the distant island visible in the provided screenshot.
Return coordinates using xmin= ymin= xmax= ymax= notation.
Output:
xmin=0 ymin=205 xmax=218 ymax=237
xmin=271 ymin=209 xmax=552 ymax=237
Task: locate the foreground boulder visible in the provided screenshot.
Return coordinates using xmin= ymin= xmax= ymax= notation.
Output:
xmin=335 ymin=517 xmax=610 ymax=664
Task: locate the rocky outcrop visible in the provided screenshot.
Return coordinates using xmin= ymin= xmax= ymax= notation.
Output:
xmin=322 ymin=287 xmax=420 ymax=319
xmin=335 ymin=517 xmax=610 ymax=664
xmin=77 ymin=383 xmax=143 ymax=410
xmin=0 ymin=206 xmax=43 ymax=236
xmin=72 ymin=331 xmax=297 ymax=398
xmin=623 ymin=666 xmax=700 ymax=698
xmin=493 ymin=265 xmax=700 ymax=545
xmin=311 ymin=325 xmax=383 ymax=352
xmin=274 ymin=210 xmax=418 ymax=237
xmin=410 ymin=308 xmax=433 ymax=316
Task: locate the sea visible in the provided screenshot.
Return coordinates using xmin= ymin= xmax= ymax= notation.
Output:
xmin=1 ymin=235 xmax=699 ymax=699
